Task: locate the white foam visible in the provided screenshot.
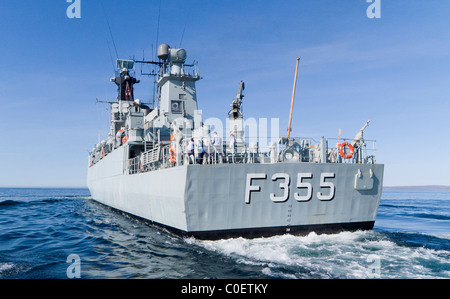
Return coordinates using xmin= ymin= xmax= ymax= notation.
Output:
xmin=186 ymin=230 xmax=450 ymax=279
xmin=262 ymin=267 xmax=297 ymax=279
xmin=0 ymin=263 xmax=15 ymax=275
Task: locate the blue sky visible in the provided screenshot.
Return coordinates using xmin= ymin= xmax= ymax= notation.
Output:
xmin=0 ymin=0 xmax=449 ymax=187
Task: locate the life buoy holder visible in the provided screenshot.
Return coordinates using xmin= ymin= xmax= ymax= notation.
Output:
xmin=169 ymin=146 xmax=177 ymax=164
xmin=339 ymin=142 xmax=354 ymax=159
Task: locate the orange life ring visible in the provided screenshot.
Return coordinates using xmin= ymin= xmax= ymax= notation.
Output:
xmin=122 ymin=136 xmax=128 ymax=144
xmin=169 ymin=146 xmax=176 ymax=164
xmin=339 ymin=142 xmax=354 ymax=159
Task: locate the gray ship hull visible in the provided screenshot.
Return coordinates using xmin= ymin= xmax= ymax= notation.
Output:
xmin=87 ymin=146 xmax=384 ymax=239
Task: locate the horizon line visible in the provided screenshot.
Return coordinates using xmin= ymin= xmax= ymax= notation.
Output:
xmin=1 ymin=185 xmax=450 ymax=190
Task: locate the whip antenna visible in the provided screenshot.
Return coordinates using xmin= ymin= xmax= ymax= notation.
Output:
xmin=287 ymin=58 xmax=300 ymax=139
xmin=101 ymin=0 xmax=119 ymax=59
xmin=155 ymin=0 xmax=162 ymax=60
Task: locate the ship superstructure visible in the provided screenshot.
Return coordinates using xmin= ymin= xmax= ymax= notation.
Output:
xmin=87 ymin=44 xmax=383 ymax=240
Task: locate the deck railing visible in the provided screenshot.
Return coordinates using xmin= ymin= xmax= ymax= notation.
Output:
xmin=125 ymin=136 xmax=377 ymax=175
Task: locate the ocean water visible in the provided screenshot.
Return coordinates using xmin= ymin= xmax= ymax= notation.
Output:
xmin=0 ymin=187 xmax=448 ymax=279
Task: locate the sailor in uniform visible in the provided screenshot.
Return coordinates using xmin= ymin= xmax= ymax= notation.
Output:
xmin=186 ymin=138 xmax=195 ymax=164
xmin=211 ymin=131 xmax=223 ymax=163
xmin=228 ymin=132 xmax=236 ymax=163
xmin=196 ymin=137 xmax=205 ymax=164
xmin=116 ymin=127 xmax=125 ymax=147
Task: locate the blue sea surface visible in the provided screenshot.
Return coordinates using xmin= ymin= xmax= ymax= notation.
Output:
xmin=0 ymin=187 xmax=449 ymax=279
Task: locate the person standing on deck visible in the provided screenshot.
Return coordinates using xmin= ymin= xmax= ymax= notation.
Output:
xmin=196 ymin=137 xmax=205 ymax=164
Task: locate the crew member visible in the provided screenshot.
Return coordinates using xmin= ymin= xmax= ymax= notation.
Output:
xmin=196 ymin=137 xmax=205 ymax=164
xmin=229 ymin=132 xmax=236 ymax=151
xmin=211 ymin=131 xmax=223 ymax=163
xmin=186 ymin=138 xmax=195 ymax=164
xmin=228 ymin=132 xmax=236 ymax=163
xmin=116 ymin=128 xmax=125 ymax=147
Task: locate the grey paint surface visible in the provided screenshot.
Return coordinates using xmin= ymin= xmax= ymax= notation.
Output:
xmin=88 ymin=147 xmax=383 ymax=236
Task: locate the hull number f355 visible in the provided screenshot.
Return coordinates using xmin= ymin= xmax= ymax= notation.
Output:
xmin=245 ymin=172 xmax=336 ymax=204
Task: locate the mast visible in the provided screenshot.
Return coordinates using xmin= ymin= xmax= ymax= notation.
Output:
xmin=287 ymin=58 xmax=300 ymax=139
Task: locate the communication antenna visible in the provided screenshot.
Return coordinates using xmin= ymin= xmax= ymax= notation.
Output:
xmin=287 ymin=58 xmax=300 ymax=139
xmin=100 ymin=1 xmax=119 ymax=59
xmin=106 ymin=38 xmax=116 ymax=74
xmin=155 ymin=0 xmax=162 ymax=60
xmin=179 ymin=14 xmax=190 ymax=48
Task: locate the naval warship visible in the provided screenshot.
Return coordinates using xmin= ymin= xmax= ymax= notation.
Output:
xmin=87 ymin=44 xmax=384 ymax=240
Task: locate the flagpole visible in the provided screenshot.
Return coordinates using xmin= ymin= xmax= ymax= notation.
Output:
xmin=287 ymin=58 xmax=300 ymax=139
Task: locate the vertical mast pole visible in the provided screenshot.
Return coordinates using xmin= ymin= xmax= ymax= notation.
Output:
xmin=287 ymin=58 xmax=300 ymax=139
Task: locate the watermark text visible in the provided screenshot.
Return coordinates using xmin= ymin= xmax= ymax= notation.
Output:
xmin=66 ymin=254 xmax=81 ymax=278
xmin=366 ymin=0 xmax=381 ymax=19
xmin=66 ymin=0 xmax=81 ymax=19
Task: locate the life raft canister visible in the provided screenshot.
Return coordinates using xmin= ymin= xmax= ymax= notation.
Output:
xmin=338 ymin=142 xmax=354 ymax=159
xmin=169 ymin=145 xmax=177 ymax=164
